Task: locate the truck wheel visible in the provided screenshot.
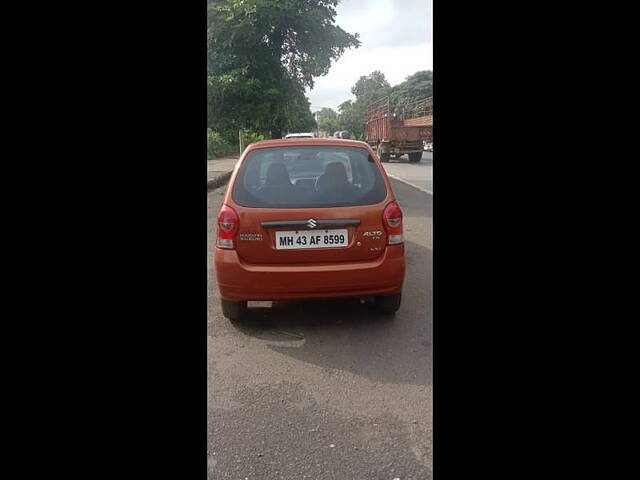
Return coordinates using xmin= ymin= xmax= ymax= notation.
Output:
xmin=221 ymin=299 xmax=247 ymax=321
xmin=408 ymin=152 xmax=422 ymax=162
xmin=375 ymin=293 xmax=401 ymax=315
xmin=377 ymin=145 xmax=390 ymax=163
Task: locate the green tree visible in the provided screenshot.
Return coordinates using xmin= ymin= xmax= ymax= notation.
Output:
xmin=286 ymin=87 xmax=318 ymax=133
xmin=351 ymin=70 xmax=391 ymax=100
xmin=333 ymin=71 xmax=391 ymax=140
xmin=208 ymin=0 xmax=360 ymax=141
xmin=389 ymin=70 xmax=433 ymax=115
xmin=338 ymin=100 xmax=362 ymax=139
xmin=317 ymin=107 xmax=339 ymax=134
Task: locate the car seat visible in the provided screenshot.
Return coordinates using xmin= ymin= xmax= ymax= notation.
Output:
xmin=316 ymin=162 xmax=357 ymax=201
xmin=257 ymin=162 xmax=293 ymax=203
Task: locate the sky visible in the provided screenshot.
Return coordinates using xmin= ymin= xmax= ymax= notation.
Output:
xmin=306 ymin=0 xmax=432 ymax=112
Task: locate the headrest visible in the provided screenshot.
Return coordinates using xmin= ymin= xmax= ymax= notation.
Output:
xmin=323 ymin=162 xmax=348 ymax=181
xmin=264 ymin=161 xmax=291 ymax=186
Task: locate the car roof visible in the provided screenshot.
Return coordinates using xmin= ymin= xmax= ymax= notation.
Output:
xmin=247 ymin=138 xmax=370 ymax=150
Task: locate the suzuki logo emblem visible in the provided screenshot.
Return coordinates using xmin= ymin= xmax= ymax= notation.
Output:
xmin=307 ymin=218 xmax=317 ymax=229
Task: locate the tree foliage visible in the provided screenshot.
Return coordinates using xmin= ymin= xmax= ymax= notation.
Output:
xmin=389 ymin=70 xmax=433 ymax=115
xmin=316 ymin=107 xmax=339 ymax=133
xmin=337 ymin=100 xmax=359 ymax=138
xmin=335 ymin=70 xmax=390 ymax=140
xmin=208 ymin=0 xmax=359 ymax=141
xmin=351 ymin=70 xmax=391 ymax=100
xmin=286 ymin=87 xmax=318 ymax=133
xmin=207 ymin=128 xmax=236 ymax=158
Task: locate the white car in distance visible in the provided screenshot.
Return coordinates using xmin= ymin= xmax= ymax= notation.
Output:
xmin=284 ymin=132 xmax=315 ymax=139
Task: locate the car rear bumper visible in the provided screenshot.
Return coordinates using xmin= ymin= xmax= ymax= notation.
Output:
xmin=214 ymin=245 xmax=405 ymax=301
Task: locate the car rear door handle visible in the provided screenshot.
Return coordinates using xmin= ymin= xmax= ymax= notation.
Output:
xmin=260 ymin=219 xmax=361 ymax=229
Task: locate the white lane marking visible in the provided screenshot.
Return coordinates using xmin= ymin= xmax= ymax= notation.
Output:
xmin=387 ymin=174 xmax=433 ymax=195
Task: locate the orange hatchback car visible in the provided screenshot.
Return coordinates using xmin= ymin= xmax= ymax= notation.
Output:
xmin=214 ymin=138 xmax=406 ymax=320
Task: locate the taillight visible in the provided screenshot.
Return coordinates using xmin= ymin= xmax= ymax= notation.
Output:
xmin=383 ymin=201 xmax=403 ymax=245
xmin=216 ymin=205 xmax=239 ymax=249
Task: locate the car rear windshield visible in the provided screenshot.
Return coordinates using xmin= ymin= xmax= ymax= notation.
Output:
xmin=232 ymin=146 xmax=387 ymax=208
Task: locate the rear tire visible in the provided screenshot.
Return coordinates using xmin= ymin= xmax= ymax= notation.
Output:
xmin=408 ymin=152 xmax=422 ymax=162
xmin=375 ymin=293 xmax=401 ymax=315
xmin=221 ymin=299 xmax=247 ymax=321
xmin=377 ymin=145 xmax=390 ymax=163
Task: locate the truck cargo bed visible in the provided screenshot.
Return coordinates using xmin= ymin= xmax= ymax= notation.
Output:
xmin=402 ymin=115 xmax=433 ymax=127
xmin=366 ymin=96 xmax=433 ymax=142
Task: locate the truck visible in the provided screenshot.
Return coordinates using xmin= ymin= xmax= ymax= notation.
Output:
xmin=366 ymin=96 xmax=433 ymax=162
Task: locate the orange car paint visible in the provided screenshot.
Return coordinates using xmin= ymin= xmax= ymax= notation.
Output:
xmin=214 ymin=138 xmax=405 ymax=302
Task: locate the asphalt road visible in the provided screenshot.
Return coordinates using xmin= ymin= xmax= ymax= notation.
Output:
xmin=381 ymin=152 xmax=432 ymax=194
xmin=207 ymin=178 xmax=433 ymax=479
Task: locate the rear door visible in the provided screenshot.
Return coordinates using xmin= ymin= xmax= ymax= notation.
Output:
xmin=230 ymin=145 xmax=391 ymax=265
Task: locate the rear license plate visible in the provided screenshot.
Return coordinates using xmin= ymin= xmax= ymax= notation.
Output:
xmin=275 ymin=229 xmax=348 ymax=250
